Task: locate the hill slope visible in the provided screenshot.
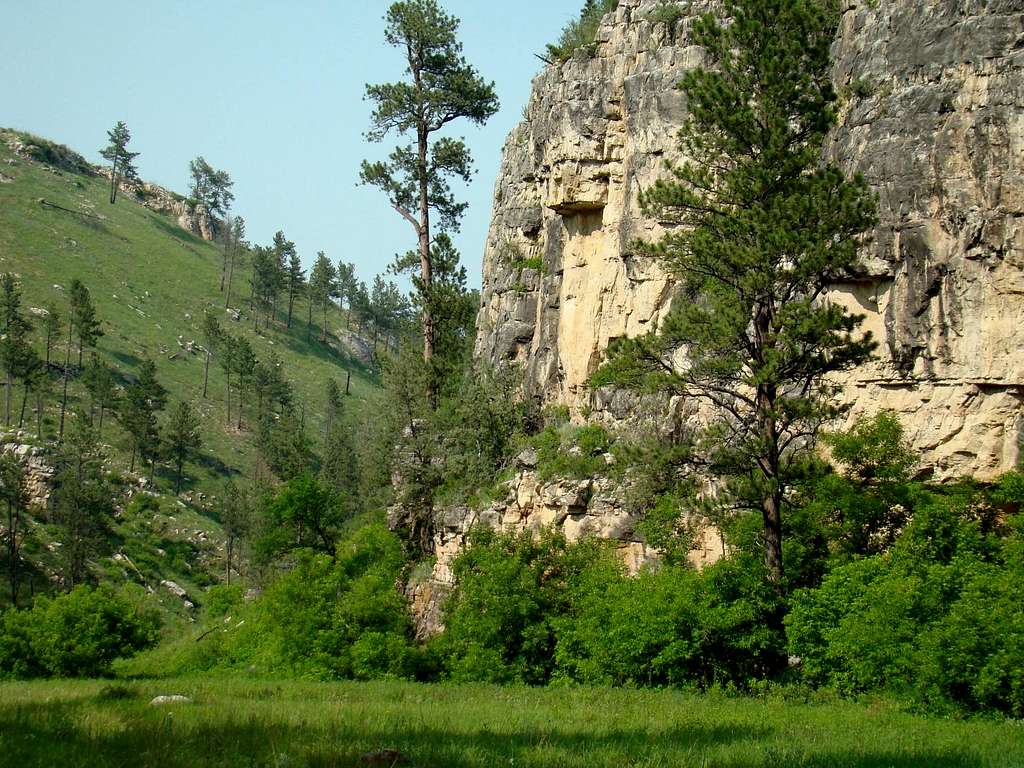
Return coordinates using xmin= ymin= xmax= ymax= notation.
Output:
xmin=0 ymin=128 xmax=382 ymax=614
xmin=0 ymin=128 xmax=379 ymax=488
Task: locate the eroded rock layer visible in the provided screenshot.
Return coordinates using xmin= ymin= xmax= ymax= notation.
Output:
xmin=475 ymin=0 xmax=1024 ymax=481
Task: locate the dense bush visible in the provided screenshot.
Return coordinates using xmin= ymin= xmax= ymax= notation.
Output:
xmin=787 ymin=483 xmax=1024 ymax=716
xmin=435 ymin=527 xmax=607 ymax=684
xmin=556 ymin=556 xmax=785 ymax=688
xmin=149 ymin=523 xmax=420 ymax=681
xmin=0 ymin=586 xmax=159 ymax=678
xmin=436 ymin=525 xmax=784 ymax=689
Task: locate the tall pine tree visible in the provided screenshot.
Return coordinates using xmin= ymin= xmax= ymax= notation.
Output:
xmin=594 ymin=0 xmax=877 ymax=587
xmin=361 ymin=0 xmax=498 ymax=363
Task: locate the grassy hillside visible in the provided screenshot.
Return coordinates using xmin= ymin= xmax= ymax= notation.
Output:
xmin=0 ymin=129 xmax=383 ymax=613
xmin=1 ymin=678 xmax=1020 ymax=767
xmin=0 ymin=128 xmax=379 ymax=490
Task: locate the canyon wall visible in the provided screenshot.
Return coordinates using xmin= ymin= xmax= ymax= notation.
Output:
xmin=475 ymin=0 xmax=1024 ymax=481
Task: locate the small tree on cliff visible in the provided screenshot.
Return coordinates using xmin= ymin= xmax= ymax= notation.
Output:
xmin=594 ymin=0 xmax=878 ymax=588
xmin=361 ymin=0 xmax=498 ymax=365
xmin=189 ymin=156 xmax=234 ymax=218
xmin=100 ymin=121 xmax=139 ymax=204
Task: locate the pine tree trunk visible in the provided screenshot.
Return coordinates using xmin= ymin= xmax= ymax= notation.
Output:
xmin=59 ymin=320 xmax=73 ymax=440
xmin=287 ymin=283 xmax=295 ymax=329
xmin=175 ymin=455 xmax=183 ymax=494
xmin=417 ymin=127 xmax=434 ymax=364
xmin=225 ymin=251 xmax=235 ymax=309
xmin=203 ymin=350 xmax=211 ymax=398
xmin=345 ymin=370 xmax=351 ymax=396
xmin=109 ymin=156 xmax=118 ymax=204
xmin=225 ymin=372 xmax=232 ymax=425
xmin=98 ymin=403 xmax=104 ymax=440
xmin=18 ymin=380 xmax=29 ymax=427
xmin=130 ymin=442 xmax=137 ymax=473
xmin=322 ymin=301 xmax=328 ymax=343
xmin=7 ymin=499 xmax=17 ymax=608
xmin=5 ymin=371 xmax=12 ymax=427
xmin=307 ymin=301 xmax=313 ymax=342
xmin=225 ymin=538 xmax=233 ymax=585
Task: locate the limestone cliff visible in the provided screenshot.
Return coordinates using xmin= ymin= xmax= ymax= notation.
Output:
xmin=476 ymin=0 xmax=1024 ymax=481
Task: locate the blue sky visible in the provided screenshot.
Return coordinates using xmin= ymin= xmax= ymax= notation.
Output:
xmin=1 ymin=0 xmax=584 ymax=289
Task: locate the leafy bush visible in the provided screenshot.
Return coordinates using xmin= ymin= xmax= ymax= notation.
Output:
xmin=555 ymin=557 xmax=785 ymax=688
xmin=529 ymin=424 xmax=613 ymax=482
xmin=0 ymin=586 xmax=159 ymax=679
xmin=436 ymin=527 xmax=609 ymax=685
xmin=546 ymin=0 xmax=618 ymax=62
xmin=648 ymin=1 xmax=686 ymax=30
xmin=151 ymin=523 xmax=420 ymax=681
xmin=787 ymin=485 xmax=1024 ymax=715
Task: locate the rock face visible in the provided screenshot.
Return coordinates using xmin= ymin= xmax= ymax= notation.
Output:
xmin=476 ymin=0 xmax=1024 ymax=482
xmin=409 ymin=453 xmax=725 ymax=637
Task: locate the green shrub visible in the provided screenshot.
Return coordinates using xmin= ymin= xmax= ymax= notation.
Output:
xmin=0 ymin=586 xmax=159 ymax=679
xmin=557 ymin=556 xmax=786 ymax=688
xmin=546 ymin=0 xmax=618 ymax=62
xmin=529 ymin=424 xmax=613 ymax=482
xmin=159 ymin=523 xmax=418 ymax=681
xmin=436 ymin=527 xmax=610 ymax=685
xmin=648 ymin=1 xmax=686 ymax=30
xmin=204 ymin=584 xmax=244 ymax=618
xmin=786 ymin=488 xmax=1024 ymax=716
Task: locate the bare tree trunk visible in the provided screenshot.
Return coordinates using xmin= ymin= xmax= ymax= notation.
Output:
xmin=345 ymin=370 xmax=351 ymax=396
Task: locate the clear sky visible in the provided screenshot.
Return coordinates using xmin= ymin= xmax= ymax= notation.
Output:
xmin=1 ymin=0 xmax=584 ymax=289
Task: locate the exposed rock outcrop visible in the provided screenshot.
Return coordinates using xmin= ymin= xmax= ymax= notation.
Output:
xmin=476 ymin=0 xmax=1024 ymax=482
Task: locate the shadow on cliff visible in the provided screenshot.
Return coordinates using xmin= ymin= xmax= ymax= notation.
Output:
xmin=0 ymin=695 xmax=990 ymax=768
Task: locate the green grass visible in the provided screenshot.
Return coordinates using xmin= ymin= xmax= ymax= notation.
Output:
xmin=0 ymin=678 xmax=1020 ymax=767
xmin=0 ymin=128 xmax=380 ymax=490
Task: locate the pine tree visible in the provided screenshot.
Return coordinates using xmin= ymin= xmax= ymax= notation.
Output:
xmin=0 ymin=274 xmax=33 ymax=426
xmin=225 ymin=216 xmax=246 ymax=309
xmin=189 ymin=156 xmax=234 ymax=218
xmin=118 ymin=359 xmax=167 ymax=476
xmin=82 ymin=353 xmax=118 ymax=439
xmin=594 ymin=0 xmax=877 ymax=587
xmin=201 ymin=309 xmax=223 ymax=399
xmin=231 ymin=337 xmax=257 ymax=430
xmin=42 ymin=304 xmax=61 ymax=367
xmin=325 ymin=378 xmax=342 ymax=444
xmin=163 ymin=400 xmax=202 ymax=493
xmin=69 ymin=279 xmax=103 ymax=369
xmin=335 ymin=261 xmax=357 ymax=324
xmin=218 ymin=479 xmax=250 ymax=584
xmin=1 ymin=452 xmax=28 ymax=606
xmin=50 ymin=419 xmax=111 ymax=587
xmin=99 ymin=121 xmax=139 ymax=204
xmin=362 ymin=0 xmax=498 ymax=363
xmin=308 ymin=251 xmax=337 ymax=343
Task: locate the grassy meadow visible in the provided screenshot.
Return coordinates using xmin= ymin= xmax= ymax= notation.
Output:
xmin=0 ymin=678 xmax=1021 ymax=768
